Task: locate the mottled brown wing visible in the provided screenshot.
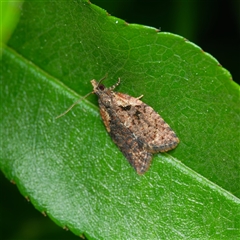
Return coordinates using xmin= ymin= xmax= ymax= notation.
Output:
xmin=98 ymin=102 xmax=152 ymax=174
xmin=110 ymin=93 xmax=179 ymax=153
xmin=108 ymin=112 xmax=153 ymax=175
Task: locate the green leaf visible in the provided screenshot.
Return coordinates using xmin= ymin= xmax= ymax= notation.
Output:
xmin=1 ymin=1 xmax=239 ymax=239
xmin=0 ymin=0 xmax=23 ymax=45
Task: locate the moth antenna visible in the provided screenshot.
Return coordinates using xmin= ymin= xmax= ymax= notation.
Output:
xmin=97 ymin=73 xmax=108 ymax=86
xmin=109 ymin=77 xmax=121 ymax=91
xmin=56 ymin=91 xmax=93 ymax=119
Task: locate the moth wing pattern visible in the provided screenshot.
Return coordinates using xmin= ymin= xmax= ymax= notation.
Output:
xmin=91 ymin=79 xmax=179 ymax=175
xmin=110 ymin=92 xmax=179 ymax=153
xmin=100 ymin=104 xmax=153 ymax=174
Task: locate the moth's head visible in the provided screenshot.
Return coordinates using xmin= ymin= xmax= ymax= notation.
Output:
xmin=91 ymin=79 xmax=106 ymax=94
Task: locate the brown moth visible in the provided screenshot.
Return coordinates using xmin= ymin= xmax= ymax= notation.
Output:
xmin=57 ymin=77 xmax=179 ymax=174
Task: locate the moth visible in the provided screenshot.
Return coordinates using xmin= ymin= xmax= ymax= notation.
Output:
xmin=57 ymin=77 xmax=179 ymax=174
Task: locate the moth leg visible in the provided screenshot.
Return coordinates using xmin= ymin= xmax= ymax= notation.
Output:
xmin=136 ymin=95 xmax=144 ymax=100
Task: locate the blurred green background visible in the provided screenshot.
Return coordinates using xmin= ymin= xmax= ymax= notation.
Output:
xmin=1 ymin=0 xmax=239 ymax=240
